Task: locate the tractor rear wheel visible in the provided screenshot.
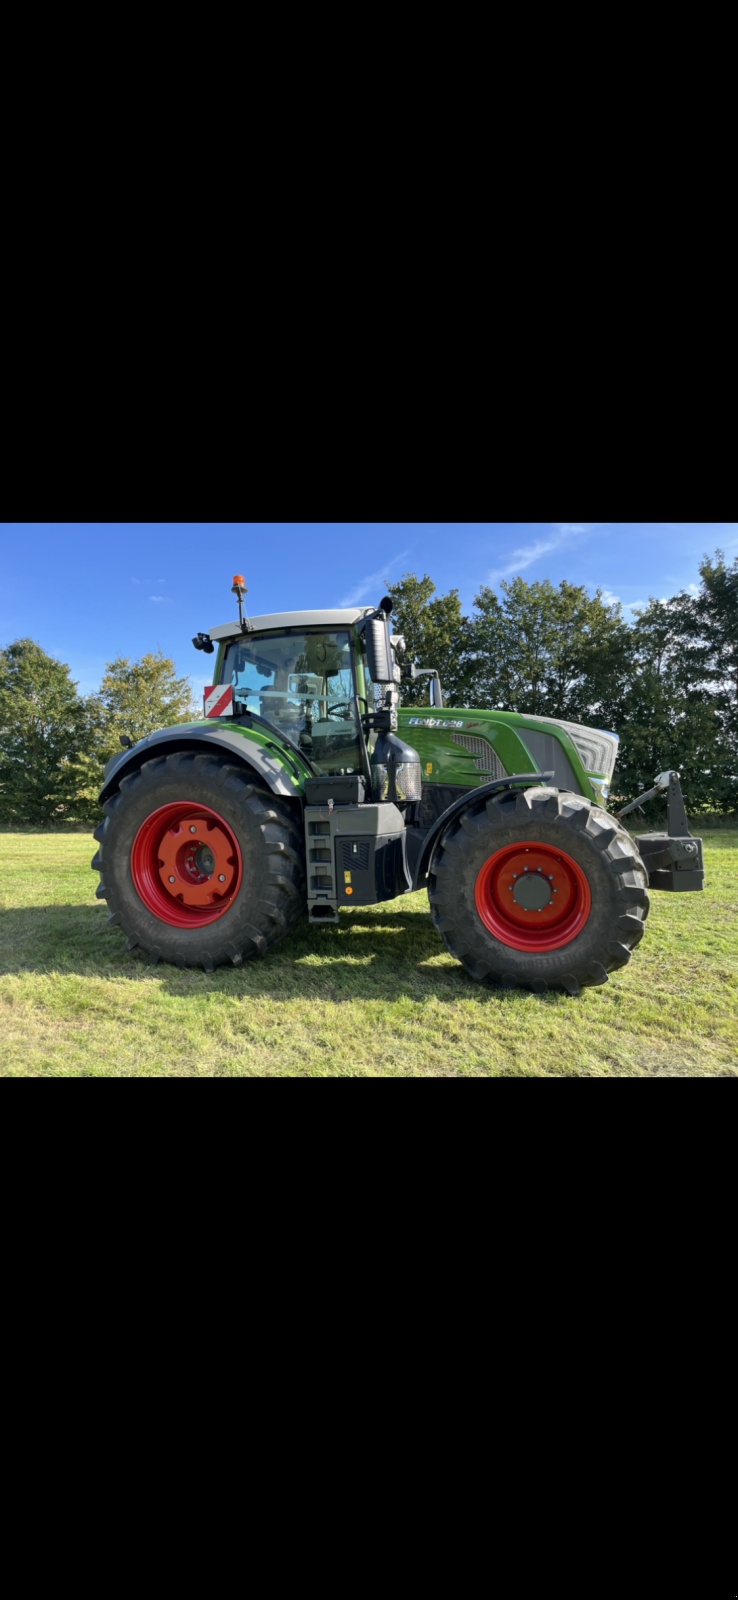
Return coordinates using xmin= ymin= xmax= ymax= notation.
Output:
xmin=92 ymin=752 xmax=306 ymax=970
xmin=428 ymin=786 xmax=649 ymax=995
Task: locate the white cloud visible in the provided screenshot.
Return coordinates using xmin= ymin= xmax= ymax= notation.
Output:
xmin=553 ymin=522 xmax=601 ymax=534
xmin=337 ymin=550 xmax=411 ymax=608
xmin=600 ymin=590 xmax=620 ymax=607
xmin=485 ymin=523 xmax=603 ymax=586
xmin=132 ymin=578 xmax=141 ymax=585
xmin=688 ymin=582 xmax=700 ymax=597
xmin=486 ymin=537 xmax=561 ymax=583
xmin=149 ymin=595 xmax=172 ymax=604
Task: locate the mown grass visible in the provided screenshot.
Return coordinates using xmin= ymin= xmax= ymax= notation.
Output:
xmin=1 ymin=831 xmax=737 ymax=1077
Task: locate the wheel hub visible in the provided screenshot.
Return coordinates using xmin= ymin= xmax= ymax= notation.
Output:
xmin=131 ymin=802 xmax=242 ymax=927
xmin=157 ymin=814 xmax=237 ymax=907
xmin=512 ymin=871 xmax=553 ymax=911
xmin=475 ymin=841 xmax=591 ymax=952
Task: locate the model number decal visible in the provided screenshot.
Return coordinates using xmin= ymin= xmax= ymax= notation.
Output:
xmin=408 ymin=718 xmax=464 ymax=728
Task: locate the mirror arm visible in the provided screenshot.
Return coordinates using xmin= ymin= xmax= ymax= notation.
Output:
xmin=414 ymin=669 xmax=444 ymax=708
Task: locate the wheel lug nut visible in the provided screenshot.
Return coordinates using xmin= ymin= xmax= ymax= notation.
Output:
xmin=169 ymin=875 xmax=176 ymax=884
xmin=218 ymin=874 xmax=226 ymax=882
xmin=190 ymin=825 xmax=197 ymax=833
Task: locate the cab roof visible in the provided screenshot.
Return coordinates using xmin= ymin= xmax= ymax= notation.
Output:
xmin=210 ymin=607 xmax=375 ymax=641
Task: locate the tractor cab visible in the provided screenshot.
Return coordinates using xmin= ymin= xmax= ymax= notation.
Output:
xmin=219 ymin=624 xmax=365 ymax=775
xmin=208 ymin=598 xmax=421 ymax=806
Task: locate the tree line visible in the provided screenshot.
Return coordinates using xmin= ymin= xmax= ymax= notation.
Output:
xmin=1 ymin=549 xmax=736 ymax=823
xmin=0 ymin=648 xmax=196 ymax=824
xmin=387 ymin=549 xmax=736 ymax=814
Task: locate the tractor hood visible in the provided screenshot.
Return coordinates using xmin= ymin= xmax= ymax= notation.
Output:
xmin=397 ymin=706 xmax=619 ymax=808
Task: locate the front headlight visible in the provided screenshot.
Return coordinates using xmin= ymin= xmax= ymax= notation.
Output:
xmin=393 ymin=762 xmax=422 ymax=801
xmin=372 ymin=761 xmax=422 ymax=802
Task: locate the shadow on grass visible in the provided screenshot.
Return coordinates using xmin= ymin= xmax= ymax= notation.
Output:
xmin=0 ymin=901 xmax=535 ymax=1006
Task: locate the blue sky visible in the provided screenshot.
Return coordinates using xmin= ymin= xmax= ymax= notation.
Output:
xmin=1 ymin=522 xmax=735 ymax=699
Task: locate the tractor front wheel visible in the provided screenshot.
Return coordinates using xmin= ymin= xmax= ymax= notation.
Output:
xmin=92 ymin=752 xmax=306 ymax=970
xmin=429 ymin=786 xmax=649 ymax=995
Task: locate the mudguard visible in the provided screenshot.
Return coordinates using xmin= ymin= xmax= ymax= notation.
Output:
xmin=411 ymin=772 xmax=554 ymax=889
xmin=99 ymin=723 xmax=306 ymax=804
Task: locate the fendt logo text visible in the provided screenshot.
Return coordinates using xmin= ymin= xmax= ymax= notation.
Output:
xmin=407 ymin=718 xmax=464 ymax=728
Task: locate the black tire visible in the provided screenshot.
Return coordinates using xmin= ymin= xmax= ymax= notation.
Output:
xmin=91 ymin=751 xmax=306 ymax=971
xmin=428 ymin=786 xmax=650 ymax=995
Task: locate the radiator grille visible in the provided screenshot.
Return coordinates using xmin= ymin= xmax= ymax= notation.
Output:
xmin=342 ymin=840 xmax=370 ymax=872
xmin=521 ymin=715 xmax=619 ymax=778
xmin=451 ymin=733 xmax=507 ymax=780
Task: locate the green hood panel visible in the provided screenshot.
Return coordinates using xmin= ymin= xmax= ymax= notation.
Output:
xmin=397 ymin=706 xmax=597 ymax=804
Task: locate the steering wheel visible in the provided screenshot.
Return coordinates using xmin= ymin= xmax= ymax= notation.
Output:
xmin=324 ymin=701 xmax=354 ymax=721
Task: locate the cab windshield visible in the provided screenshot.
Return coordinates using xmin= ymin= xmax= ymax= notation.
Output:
xmin=221 ymin=629 xmax=362 ymax=775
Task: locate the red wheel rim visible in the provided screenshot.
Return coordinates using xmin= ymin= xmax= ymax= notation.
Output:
xmin=131 ymin=802 xmax=242 ymax=928
xmin=475 ymin=840 xmax=591 ymax=952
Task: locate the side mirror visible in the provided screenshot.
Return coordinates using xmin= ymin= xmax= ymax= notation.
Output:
xmin=192 ymin=632 xmax=214 ymax=655
xmin=364 ymin=616 xmax=393 ymax=683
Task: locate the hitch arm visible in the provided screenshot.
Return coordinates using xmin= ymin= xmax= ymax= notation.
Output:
xmin=615 ymin=781 xmax=667 ymax=820
xmin=615 ymin=770 xmax=690 ymax=834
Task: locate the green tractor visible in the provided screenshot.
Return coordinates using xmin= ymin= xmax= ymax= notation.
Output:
xmin=92 ymin=579 xmax=704 ymax=994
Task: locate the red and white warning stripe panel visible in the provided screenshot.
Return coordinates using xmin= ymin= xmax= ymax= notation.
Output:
xmin=203 ymin=685 xmax=234 ymax=719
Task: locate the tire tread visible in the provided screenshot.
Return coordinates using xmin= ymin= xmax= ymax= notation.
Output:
xmin=90 ymin=752 xmax=305 ymax=971
xmin=429 ymin=785 xmax=649 ymax=994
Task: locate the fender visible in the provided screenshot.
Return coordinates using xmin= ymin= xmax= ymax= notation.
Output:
xmin=99 ymin=723 xmax=307 ymax=804
xmin=412 ymin=772 xmax=554 ymax=889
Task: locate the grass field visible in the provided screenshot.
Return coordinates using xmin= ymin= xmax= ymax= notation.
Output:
xmin=1 ymin=831 xmax=737 ymax=1077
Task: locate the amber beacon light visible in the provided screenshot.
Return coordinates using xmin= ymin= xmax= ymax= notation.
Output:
xmin=231 ymin=575 xmax=250 ymax=632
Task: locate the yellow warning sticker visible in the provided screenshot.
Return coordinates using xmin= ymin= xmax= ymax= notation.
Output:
xmin=426 ymin=762 xmax=433 ymax=775
xmin=344 ymin=871 xmax=352 ymax=883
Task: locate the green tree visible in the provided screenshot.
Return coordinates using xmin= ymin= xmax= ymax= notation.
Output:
xmin=695 ymin=550 xmax=738 ymax=703
xmin=696 ymin=551 xmax=738 ymax=806
xmin=611 ymin=584 xmax=737 ymax=814
xmin=78 ymin=651 xmax=198 ymax=804
xmin=95 ymin=651 xmax=197 ymax=749
xmin=0 ymin=639 xmax=92 ymax=824
xmin=387 ymin=573 xmax=474 ymax=706
xmin=470 ymin=578 xmax=630 ymax=720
